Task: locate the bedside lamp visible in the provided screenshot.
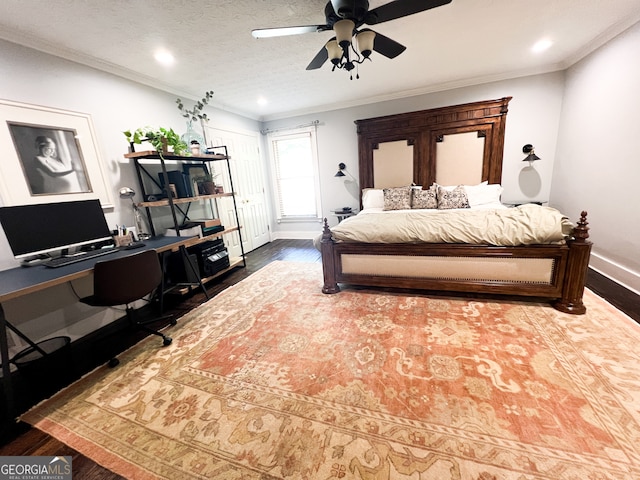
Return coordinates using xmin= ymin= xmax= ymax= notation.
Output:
xmin=119 ymin=187 xmax=150 ymax=240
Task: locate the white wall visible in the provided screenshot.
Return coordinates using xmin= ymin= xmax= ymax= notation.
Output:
xmin=0 ymin=39 xmax=259 ymax=351
xmin=264 ymin=72 xmax=566 ymax=237
xmin=1 ymin=18 xmax=638 ymax=347
xmin=265 ymin=32 xmax=640 ymax=294
xmin=550 ymin=21 xmax=640 ymax=294
xmin=0 ymin=39 xmax=259 ymax=271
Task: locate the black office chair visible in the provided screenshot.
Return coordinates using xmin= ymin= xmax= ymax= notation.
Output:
xmin=80 ymin=249 xmax=175 ymax=367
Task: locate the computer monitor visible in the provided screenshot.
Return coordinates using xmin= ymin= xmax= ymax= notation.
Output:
xmin=0 ymin=199 xmax=113 ymax=260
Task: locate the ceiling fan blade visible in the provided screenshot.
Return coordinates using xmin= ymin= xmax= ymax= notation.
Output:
xmin=366 ymin=0 xmax=452 ymax=25
xmin=252 ymin=25 xmax=328 ymax=38
xmin=306 ymin=46 xmax=329 ymax=70
xmin=371 ymin=31 xmax=406 ymax=59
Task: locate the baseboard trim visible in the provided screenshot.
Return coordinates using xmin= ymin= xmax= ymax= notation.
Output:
xmin=586 ymin=268 xmax=640 ymax=324
xmin=589 ymin=252 xmax=640 ymax=295
xmin=271 ymin=231 xmax=318 ymax=240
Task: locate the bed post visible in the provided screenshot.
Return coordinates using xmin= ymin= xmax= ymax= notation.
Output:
xmin=320 ymin=218 xmax=340 ymax=294
xmin=553 ymin=211 xmax=592 ymax=314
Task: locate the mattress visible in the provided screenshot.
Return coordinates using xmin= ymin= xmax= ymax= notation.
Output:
xmin=318 ymin=204 xmax=574 ymax=247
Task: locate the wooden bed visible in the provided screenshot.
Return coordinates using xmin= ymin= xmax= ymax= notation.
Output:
xmin=320 ymin=98 xmax=593 ymax=314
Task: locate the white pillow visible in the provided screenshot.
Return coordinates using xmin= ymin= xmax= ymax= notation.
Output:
xmin=465 ymin=183 xmax=503 ymax=207
xmin=362 ymin=188 xmax=384 ymax=209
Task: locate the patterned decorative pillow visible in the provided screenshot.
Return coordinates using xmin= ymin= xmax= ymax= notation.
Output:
xmin=411 ymin=185 xmax=438 ymax=209
xmin=383 ymin=186 xmax=412 ymax=210
xmin=437 ymin=185 xmax=470 ymax=209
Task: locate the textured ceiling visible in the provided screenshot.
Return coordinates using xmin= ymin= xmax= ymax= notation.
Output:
xmin=1 ymin=0 xmax=639 ymax=121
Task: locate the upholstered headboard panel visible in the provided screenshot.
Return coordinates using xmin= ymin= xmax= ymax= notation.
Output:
xmin=355 ymin=97 xmax=512 ymax=191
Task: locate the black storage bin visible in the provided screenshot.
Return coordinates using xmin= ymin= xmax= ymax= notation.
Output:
xmin=167 ymin=252 xmax=200 ymax=284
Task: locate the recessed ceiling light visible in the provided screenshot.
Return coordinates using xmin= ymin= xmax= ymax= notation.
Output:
xmin=531 ymin=39 xmax=553 ymax=54
xmin=154 ymin=49 xmax=175 ymax=66
xmin=257 ymin=96 xmax=268 ymax=106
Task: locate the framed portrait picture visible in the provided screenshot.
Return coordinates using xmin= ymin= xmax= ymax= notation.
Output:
xmin=0 ymin=100 xmax=113 ymax=208
xmin=183 ymin=163 xmax=212 ymax=194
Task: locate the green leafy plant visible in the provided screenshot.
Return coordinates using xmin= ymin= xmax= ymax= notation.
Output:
xmin=194 ymin=172 xmax=223 ymax=194
xmin=124 ymin=126 xmax=189 ymax=156
xmin=193 ymin=172 xmax=222 ymax=183
xmin=176 ymin=90 xmax=215 ymax=122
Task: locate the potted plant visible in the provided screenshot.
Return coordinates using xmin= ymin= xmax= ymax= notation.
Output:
xmin=189 ymin=140 xmax=201 ymax=155
xmin=124 ymin=126 xmax=189 ymax=156
xmin=194 ymin=173 xmax=221 ymax=195
xmin=176 ymin=91 xmax=214 ymax=148
xmin=176 ymin=90 xmax=214 ymax=122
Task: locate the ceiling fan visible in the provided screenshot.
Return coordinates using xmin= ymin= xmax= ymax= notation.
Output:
xmin=252 ymin=0 xmax=453 ymax=76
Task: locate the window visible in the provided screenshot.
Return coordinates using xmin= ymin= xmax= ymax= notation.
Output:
xmin=267 ymin=126 xmax=322 ymax=221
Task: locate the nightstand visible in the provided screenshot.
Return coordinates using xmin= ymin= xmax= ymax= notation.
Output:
xmin=332 ymin=210 xmax=356 ymax=222
xmin=503 ymin=200 xmax=546 ymax=207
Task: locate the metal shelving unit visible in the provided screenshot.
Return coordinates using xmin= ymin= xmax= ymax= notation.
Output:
xmin=123 ymin=146 xmax=246 ymax=287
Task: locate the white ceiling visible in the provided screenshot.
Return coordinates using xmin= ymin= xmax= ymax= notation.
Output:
xmin=1 ymin=0 xmax=639 ymax=121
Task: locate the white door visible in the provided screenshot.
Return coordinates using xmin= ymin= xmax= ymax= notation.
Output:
xmin=204 ymin=126 xmax=270 ymax=256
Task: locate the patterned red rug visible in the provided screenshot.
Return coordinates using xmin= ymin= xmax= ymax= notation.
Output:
xmin=21 ymin=261 xmax=640 ymax=479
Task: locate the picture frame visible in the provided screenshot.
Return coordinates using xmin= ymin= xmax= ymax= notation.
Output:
xmin=182 ymin=163 xmax=210 ymax=195
xmin=0 ymin=99 xmax=113 ymax=208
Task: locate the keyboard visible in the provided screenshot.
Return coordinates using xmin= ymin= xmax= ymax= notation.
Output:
xmin=45 ymin=248 xmax=120 ymax=268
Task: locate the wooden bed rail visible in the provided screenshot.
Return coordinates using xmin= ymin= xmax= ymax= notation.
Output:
xmin=320 ymin=211 xmax=593 ymax=314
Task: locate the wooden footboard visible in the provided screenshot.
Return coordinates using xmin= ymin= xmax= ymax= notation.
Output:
xmin=321 ymin=211 xmax=592 ymax=314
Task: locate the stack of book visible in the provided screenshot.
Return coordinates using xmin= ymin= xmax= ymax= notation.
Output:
xmin=165 ymin=223 xmax=202 ymax=238
xmin=190 ymin=218 xmax=225 ymax=237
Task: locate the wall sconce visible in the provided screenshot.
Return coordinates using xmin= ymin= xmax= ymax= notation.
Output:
xmin=334 ymin=162 xmax=359 ymax=203
xmin=522 ymin=144 xmax=540 ymax=164
xmin=334 ymin=162 xmax=357 ymax=182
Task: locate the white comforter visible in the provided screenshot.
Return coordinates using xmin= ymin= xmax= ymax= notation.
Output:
xmin=325 ymin=204 xmax=574 ymax=246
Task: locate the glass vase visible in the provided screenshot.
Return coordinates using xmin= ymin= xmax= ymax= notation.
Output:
xmin=181 ymin=121 xmax=206 ymax=151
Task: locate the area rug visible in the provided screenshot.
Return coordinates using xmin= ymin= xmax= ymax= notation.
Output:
xmin=21 ymin=261 xmax=640 ymax=479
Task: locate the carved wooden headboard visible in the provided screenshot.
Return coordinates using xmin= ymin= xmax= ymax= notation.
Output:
xmin=355 ymin=97 xmax=512 ymax=191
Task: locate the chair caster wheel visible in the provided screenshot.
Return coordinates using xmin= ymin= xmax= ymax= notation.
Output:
xmin=108 ymin=358 xmax=120 ymax=368
xmin=163 ymin=336 xmax=173 ymax=346
xmin=170 ymin=319 xmax=177 ymax=326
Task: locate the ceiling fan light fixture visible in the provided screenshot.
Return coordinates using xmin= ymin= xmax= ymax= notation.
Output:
xmin=262 ymin=0 xmax=452 ymax=76
xmin=356 ymin=29 xmax=376 ymax=58
xmin=334 ymin=19 xmax=355 ymax=47
xmin=325 ymin=39 xmax=342 ymax=64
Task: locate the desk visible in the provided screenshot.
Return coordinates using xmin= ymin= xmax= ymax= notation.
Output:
xmin=0 ymin=235 xmax=197 ymax=424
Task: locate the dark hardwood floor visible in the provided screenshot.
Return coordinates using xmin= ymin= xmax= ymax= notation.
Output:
xmin=587 ymin=268 xmax=639 ymax=323
xmin=0 ymin=238 xmax=636 ymax=480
